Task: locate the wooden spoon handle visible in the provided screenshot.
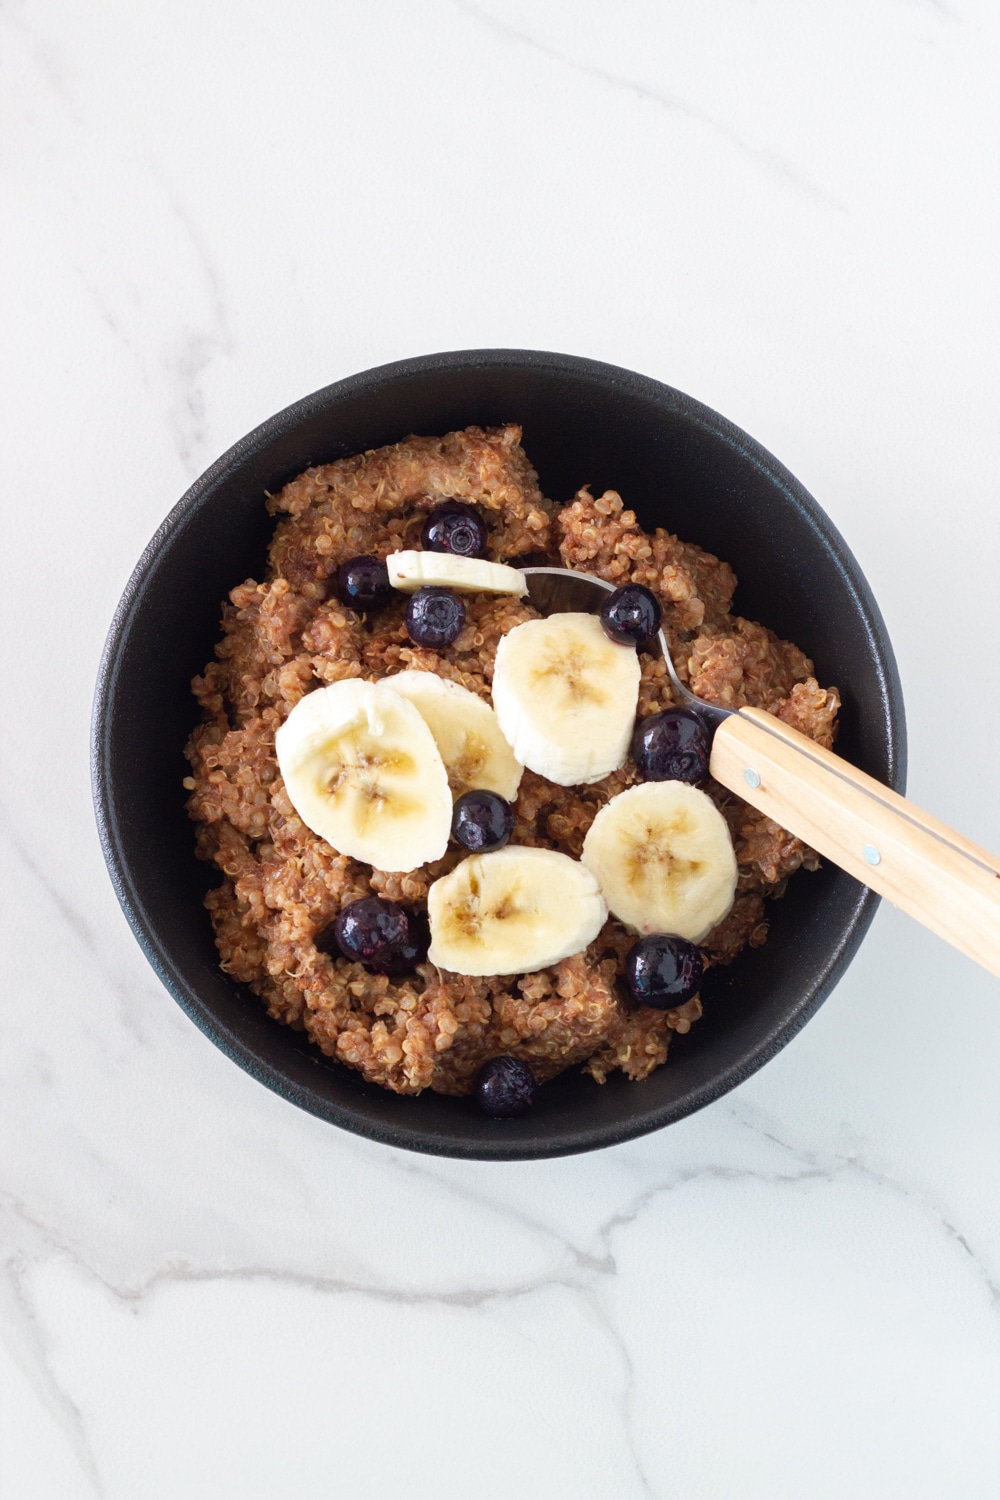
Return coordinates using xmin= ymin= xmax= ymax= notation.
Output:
xmin=710 ymin=707 xmax=1000 ymax=978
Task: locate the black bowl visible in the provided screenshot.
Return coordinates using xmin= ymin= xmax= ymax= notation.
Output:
xmin=92 ymin=350 xmax=905 ymax=1159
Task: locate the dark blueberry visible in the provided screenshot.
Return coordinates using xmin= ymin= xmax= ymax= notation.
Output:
xmin=332 ymin=897 xmax=408 ymax=965
xmin=632 ymin=708 xmax=710 ymax=784
xmin=335 ymin=555 xmax=392 ymax=611
xmin=405 ymin=586 xmax=466 ymax=648
xmin=599 ymin=584 xmax=662 ymax=648
xmin=378 ymin=908 xmax=430 ymax=976
xmin=330 ymin=896 xmax=427 ymax=975
xmin=624 ymin=935 xmax=704 ymax=1009
xmin=451 ymin=790 xmax=515 ymax=853
xmin=475 ymin=1055 xmax=537 ymax=1117
xmin=421 ymin=501 xmax=488 ymax=558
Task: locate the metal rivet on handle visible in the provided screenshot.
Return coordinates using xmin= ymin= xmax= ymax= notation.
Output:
xmin=743 ymin=768 xmax=761 ymax=789
xmin=863 ymin=844 xmax=881 ymax=866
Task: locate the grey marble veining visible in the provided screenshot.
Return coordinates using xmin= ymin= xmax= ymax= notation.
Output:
xmin=449 ymin=0 xmax=847 ymax=207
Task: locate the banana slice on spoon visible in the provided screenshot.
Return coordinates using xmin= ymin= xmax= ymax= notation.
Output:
xmin=387 ymin=550 xmax=527 ymax=596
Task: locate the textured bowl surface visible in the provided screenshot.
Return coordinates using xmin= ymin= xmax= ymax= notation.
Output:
xmin=92 ymin=350 xmax=906 ymax=1159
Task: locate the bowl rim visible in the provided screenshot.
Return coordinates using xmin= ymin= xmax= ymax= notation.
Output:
xmin=92 ymin=347 xmax=906 ymax=1159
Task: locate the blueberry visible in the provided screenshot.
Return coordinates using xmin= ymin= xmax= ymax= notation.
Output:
xmin=475 ymin=1055 xmax=537 ymax=1116
xmin=624 ymin=935 xmax=703 ymax=1008
xmin=632 ymin=708 xmax=710 ymax=784
xmin=329 ymin=896 xmax=427 ymax=975
xmin=378 ymin=907 xmax=430 ymax=976
xmin=599 ymin=584 xmax=662 ymax=648
xmin=451 ymin=790 xmax=515 ymax=853
xmin=335 ymin=555 xmax=392 ymax=611
xmin=405 ymin=587 xmax=466 ymax=648
xmin=422 ymin=502 xmax=488 ymax=558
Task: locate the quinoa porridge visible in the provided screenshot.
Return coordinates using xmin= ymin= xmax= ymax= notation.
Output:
xmin=184 ymin=424 xmax=840 ymax=1099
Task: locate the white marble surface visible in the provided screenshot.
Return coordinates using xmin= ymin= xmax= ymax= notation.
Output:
xmin=3 ymin=1 xmax=1000 ymax=1495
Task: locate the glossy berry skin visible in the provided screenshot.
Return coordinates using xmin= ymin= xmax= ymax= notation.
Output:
xmin=421 ymin=501 xmax=488 ymax=558
xmin=599 ymin=584 xmax=662 ymax=648
xmin=378 ymin=908 xmax=430 ymax=976
xmin=328 ymin=897 xmax=427 ymax=975
xmin=475 ymin=1055 xmax=537 ymax=1117
xmin=632 ymin=708 xmax=710 ymax=784
xmin=451 ymin=790 xmax=515 ymax=853
xmin=624 ymin=935 xmax=704 ymax=1009
xmin=335 ymin=555 xmax=392 ymax=611
xmin=405 ymin=586 xmax=466 ymax=648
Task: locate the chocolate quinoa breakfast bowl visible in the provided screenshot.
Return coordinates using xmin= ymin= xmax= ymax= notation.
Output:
xmin=184 ymin=423 xmax=842 ymax=1104
xmin=93 ymin=350 xmax=905 ymax=1159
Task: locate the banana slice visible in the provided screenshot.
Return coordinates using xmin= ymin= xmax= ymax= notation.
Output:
xmin=491 ymin=613 xmax=641 ymax=786
xmin=387 ymin=670 xmax=523 ymax=801
xmin=581 ymin=781 xmax=737 ymax=942
xmin=427 ymin=847 xmax=607 ymax=976
xmin=387 ymin=550 xmax=527 ymax=596
xmin=275 ymin=679 xmax=452 ymax=872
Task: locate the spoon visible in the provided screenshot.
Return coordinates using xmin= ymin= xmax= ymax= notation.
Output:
xmin=522 ymin=566 xmax=1000 ymax=978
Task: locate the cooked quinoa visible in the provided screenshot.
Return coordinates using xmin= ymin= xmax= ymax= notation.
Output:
xmin=184 ymin=424 xmax=840 ymax=1096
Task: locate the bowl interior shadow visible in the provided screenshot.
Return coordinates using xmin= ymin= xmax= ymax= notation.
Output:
xmin=94 ymin=351 xmax=904 ymax=1158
